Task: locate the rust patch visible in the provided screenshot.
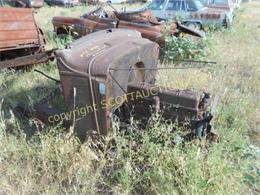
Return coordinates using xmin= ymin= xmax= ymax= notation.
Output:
xmin=0 ymin=8 xmax=40 ymax=50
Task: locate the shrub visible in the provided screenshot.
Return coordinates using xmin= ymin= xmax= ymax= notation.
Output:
xmin=162 ymin=36 xmax=209 ymax=61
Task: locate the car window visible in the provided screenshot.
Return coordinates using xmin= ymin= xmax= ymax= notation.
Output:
xmin=186 ymin=0 xmax=198 ymax=11
xmin=166 ymin=0 xmax=185 ymax=11
xmin=148 ymin=0 xmax=166 ymax=10
xmin=193 ymin=0 xmax=205 ymax=10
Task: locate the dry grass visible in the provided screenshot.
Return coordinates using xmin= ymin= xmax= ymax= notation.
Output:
xmin=0 ymin=1 xmax=259 ymax=194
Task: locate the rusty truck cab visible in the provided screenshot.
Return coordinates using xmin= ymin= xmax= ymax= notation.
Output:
xmin=56 ymin=29 xmax=159 ymax=139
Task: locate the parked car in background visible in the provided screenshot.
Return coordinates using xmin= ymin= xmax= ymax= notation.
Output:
xmin=199 ymin=0 xmax=238 ymax=13
xmin=1 ymin=0 xmax=44 ymax=8
xmin=45 ymin=0 xmax=79 ymax=6
xmin=147 ymin=0 xmax=233 ymax=29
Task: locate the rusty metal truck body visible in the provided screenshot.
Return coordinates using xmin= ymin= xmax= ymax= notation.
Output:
xmin=0 ymin=8 xmax=54 ymax=69
xmin=19 ymin=29 xmax=215 ymax=142
xmin=52 ymin=15 xmax=167 ymax=46
xmin=56 ymin=29 xmax=160 ymax=137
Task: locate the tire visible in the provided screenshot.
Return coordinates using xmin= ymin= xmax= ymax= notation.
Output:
xmin=195 ymin=123 xmax=204 ymax=139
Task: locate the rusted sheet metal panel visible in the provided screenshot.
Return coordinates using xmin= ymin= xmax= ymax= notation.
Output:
xmin=0 ymin=49 xmax=55 ymax=69
xmin=0 ymin=8 xmax=40 ymax=50
xmin=0 ymin=21 xmax=36 ymax=31
xmin=115 ymin=9 xmax=160 ymax=25
xmin=0 ymin=8 xmax=35 ymax=21
xmin=117 ymin=21 xmax=165 ymax=46
xmin=0 ymin=30 xmax=38 ymax=41
xmin=125 ymin=82 xmax=215 ymax=140
xmin=0 ymin=39 xmax=39 ymax=50
xmin=81 ymin=16 xmax=117 ymax=32
xmin=126 ymin=82 xmax=204 ymax=122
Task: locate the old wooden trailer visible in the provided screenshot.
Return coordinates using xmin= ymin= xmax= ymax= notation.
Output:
xmin=0 ymin=8 xmax=54 ymax=69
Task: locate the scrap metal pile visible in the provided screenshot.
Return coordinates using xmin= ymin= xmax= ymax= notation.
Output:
xmin=1 ymin=7 xmax=218 ymax=142
xmin=52 ymin=5 xmax=205 ymax=46
xmin=17 ymin=29 xmax=218 ymax=142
